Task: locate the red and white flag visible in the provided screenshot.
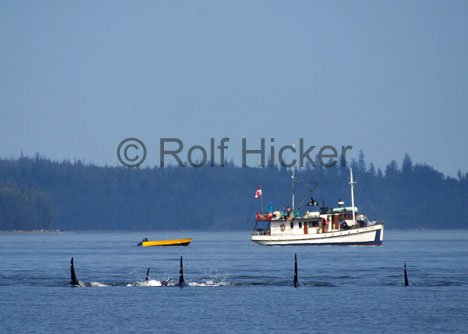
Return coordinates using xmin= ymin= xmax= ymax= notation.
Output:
xmin=255 ymin=186 xmax=262 ymax=198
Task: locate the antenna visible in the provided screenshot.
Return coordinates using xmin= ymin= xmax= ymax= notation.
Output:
xmin=349 ymin=168 xmax=356 ymax=224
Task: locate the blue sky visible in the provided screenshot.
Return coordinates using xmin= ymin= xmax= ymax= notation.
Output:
xmin=1 ymin=0 xmax=467 ymax=176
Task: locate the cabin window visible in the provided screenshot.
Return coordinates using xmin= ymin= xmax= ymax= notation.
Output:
xmin=308 ymin=221 xmax=314 ymax=228
xmin=298 ymin=222 xmax=302 ymax=228
xmin=290 ymin=221 xmax=294 ymax=229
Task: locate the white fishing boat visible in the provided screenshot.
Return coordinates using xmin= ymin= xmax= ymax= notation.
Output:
xmin=251 ymin=168 xmax=384 ymax=246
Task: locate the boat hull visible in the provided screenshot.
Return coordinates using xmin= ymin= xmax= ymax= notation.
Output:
xmin=141 ymin=238 xmax=192 ymax=247
xmin=251 ymin=224 xmax=383 ymax=246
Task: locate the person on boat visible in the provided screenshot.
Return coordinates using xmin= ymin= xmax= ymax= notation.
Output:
xmin=269 ymin=202 xmax=274 ymax=213
xmin=324 ymin=217 xmax=330 ymax=232
xmin=286 ymin=206 xmax=291 ymax=219
xmin=308 ymin=197 xmax=318 ymax=206
xmin=137 ymin=238 xmax=149 ymax=246
xmin=340 ymin=220 xmax=349 ymax=230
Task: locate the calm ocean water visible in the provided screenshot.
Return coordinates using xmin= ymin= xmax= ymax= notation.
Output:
xmin=0 ymin=230 xmax=467 ymax=333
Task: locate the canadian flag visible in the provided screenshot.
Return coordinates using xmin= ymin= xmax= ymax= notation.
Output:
xmin=255 ymin=186 xmax=262 ymax=198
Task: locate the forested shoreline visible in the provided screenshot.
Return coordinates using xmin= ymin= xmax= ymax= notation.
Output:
xmin=0 ymin=154 xmax=467 ymax=231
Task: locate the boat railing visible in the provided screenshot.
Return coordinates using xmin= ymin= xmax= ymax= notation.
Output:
xmin=363 ymin=220 xmax=384 ymax=226
xmin=252 ymin=229 xmax=269 ymax=236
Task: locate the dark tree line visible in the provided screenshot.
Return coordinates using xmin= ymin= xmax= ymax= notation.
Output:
xmin=0 ymin=153 xmax=467 ymax=230
xmin=0 ymin=182 xmax=57 ymax=230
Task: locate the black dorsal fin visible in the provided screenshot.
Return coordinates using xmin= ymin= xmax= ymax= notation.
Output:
xmin=71 ymin=257 xmax=79 ymax=286
xmin=404 ymin=262 xmax=409 ymax=287
xmin=179 ymin=256 xmax=185 ymax=288
xmin=145 ymin=268 xmax=150 ymax=282
xmin=294 ymin=253 xmax=298 ymax=288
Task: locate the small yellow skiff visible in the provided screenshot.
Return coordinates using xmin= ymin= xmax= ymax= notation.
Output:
xmin=137 ymin=238 xmax=192 ymax=247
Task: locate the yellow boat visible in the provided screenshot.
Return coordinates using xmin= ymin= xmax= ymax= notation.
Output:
xmin=137 ymin=238 xmax=192 ymax=247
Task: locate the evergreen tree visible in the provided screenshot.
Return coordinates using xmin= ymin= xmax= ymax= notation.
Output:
xmin=402 ymin=153 xmax=413 ymax=175
xmin=377 ymin=168 xmax=383 ymax=178
xmin=385 ymin=160 xmax=399 ymax=176
xmin=358 ymin=150 xmax=366 ymax=172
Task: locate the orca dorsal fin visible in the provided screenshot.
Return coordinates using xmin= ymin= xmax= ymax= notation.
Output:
xmin=294 ymin=253 xmax=299 ymax=288
xmin=179 ymin=256 xmax=185 ymax=288
xmin=71 ymin=257 xmax=79 ymax=286
xmin=404 ymin=262 xmax=409 ymax=287
xmin=145 ymin=268 xmax=150 ymax=282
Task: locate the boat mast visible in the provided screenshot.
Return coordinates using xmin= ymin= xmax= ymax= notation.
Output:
xmin=349 ymin=167 xmax=356 ymax=224
xmin=292 ymin=144 xmax=296 ymax=212
xmin=292 ymin=166 xmax=295 ymax=212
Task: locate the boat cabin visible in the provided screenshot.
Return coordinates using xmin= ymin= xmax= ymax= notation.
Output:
xmin=253 ymin=205 xmax=367 ymax=237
